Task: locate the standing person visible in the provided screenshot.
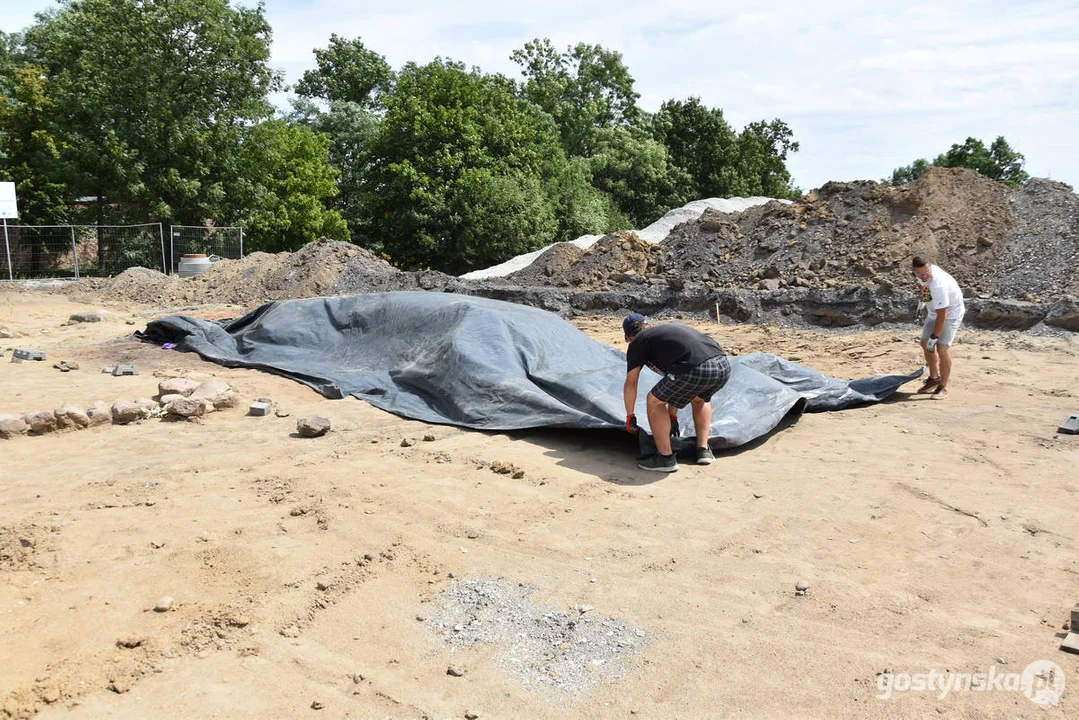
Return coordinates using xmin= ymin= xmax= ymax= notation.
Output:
xmin=622 ymin=313 xmax=731 ymax=472
xmin=912 ymin=256 xmax=965 ymax=399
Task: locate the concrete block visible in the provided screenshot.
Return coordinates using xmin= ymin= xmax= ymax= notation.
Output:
xmin=249 ymin=401 xmax=271 ymax=417
xmin=13 ymin=348 xmax=46 ymax=361
xmin=1059 ymin=414 xmax=1079 ymax=435
xmin=112 ymin=364 xmax=139 ymax=376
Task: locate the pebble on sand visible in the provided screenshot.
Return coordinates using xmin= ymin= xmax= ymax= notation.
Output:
xmin=154 ymin=596 xmax=174 ymax=612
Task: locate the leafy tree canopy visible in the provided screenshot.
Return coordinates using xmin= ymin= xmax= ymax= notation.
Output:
xmin=358 ymin=58 xmax=572 ymax=273
xmin=888 ymin=136 xmax=1029 ymax=187
xmin=511 ymin=38 xmax=639 ymax=157
xmin=295 ymin=34 xmax=394 ymax=109
xmin=22 ymin=0 xmax=281 ymax=223
xmin=225 ymin=119 xmax=348 ymax=251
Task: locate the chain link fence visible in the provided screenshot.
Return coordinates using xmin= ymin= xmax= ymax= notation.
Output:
xmin=168 ymin=225 xmax=244 ymax=275
xmin=1 ymin=223 xmax=244 ymax=280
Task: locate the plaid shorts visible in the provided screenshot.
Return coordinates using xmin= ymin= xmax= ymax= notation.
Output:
xmin=651 ymin=355 xmax=731 ymax=409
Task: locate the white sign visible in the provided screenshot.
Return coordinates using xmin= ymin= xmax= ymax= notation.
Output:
xmin=0 ymin=182 xmax=17 ymax=218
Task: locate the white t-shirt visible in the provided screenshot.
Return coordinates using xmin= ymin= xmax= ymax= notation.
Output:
xmin=917 ymin=265 xmax=965 ymax=320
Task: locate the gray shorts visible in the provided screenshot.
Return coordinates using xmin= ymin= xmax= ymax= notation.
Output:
xmin=921 ymin=315 xmax=962 ymax=346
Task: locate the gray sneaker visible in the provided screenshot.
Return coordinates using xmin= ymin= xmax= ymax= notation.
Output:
xmin=637 ymin=454 xmax=678 ymax=473
xmin=696 ymin=446 xmax=716 ymax=465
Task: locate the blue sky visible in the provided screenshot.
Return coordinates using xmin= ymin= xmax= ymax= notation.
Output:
xmin=6 ymin=0 xmax=1079 ymax=193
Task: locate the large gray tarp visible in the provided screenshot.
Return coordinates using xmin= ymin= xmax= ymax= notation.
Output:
xmin=141 ymin=292 xmax=921 ymax=451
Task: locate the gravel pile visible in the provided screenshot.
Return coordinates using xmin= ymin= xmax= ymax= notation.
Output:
xmin=988 ymin=178 xmax=1079 ymax=300
xmin=426 ymin=577 xmax=647 ymax=696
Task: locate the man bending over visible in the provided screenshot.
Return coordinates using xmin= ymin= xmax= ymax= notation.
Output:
xmin=622 ymin=313 xmax=731 ymax=473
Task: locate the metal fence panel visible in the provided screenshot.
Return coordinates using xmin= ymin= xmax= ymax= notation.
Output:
xmin=0 ymin=223 xmax=166 ymax=279
xmin=169 ymin=226 xmax=244 ymax=275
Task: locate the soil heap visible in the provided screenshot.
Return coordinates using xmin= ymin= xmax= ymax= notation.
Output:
xmin=53 ymin=168 xmax=1078 ymax=330
xmin=519 ymin=167 xmax=1077 ymax=301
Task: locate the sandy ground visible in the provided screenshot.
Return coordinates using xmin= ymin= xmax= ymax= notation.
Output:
xmin=1 ymin=290 xmax=1077 ymax=720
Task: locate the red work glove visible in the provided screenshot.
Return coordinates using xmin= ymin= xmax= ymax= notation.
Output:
xmin=625 ymin=414 xmax=638 ymax=434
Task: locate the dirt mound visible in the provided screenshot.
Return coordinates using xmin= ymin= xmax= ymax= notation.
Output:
xmin=54 ymin=170 xmax=1078 ymax=319
xmin=90 ymin=239 xmax=401 ymax=308
xmin=509 ymin=231 xmax=665 ymax=290
xmin=531 ymin=168 xmax=1076 ymax=301
xmin=505 ymin=242 xmax=584 ymax=286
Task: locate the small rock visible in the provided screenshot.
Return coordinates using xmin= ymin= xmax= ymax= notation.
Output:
xmin=22 ymin=410 xmax=57 ymax=434
xmin=86 ymin=401 xmax=111 ymax=426
xmin=795 ymin=580 xmax=809 ymax=592
xmin=400 ymin=437 xmax=415 ymax=447
xmin=577 ymin=604 xmax=593 ymax=614
xmin=423 ymin=433 xmax=436 ymax=442
xmin=111 ymin=400 xmax=149 ymax=424
xmin=0 ymin=327 xmax=13 ymax=338
xmin=154 ymin=596 xmax=174 ymax=612
xmin=189 ymin=377 xmax=236 ymax=409
xmin=68 ymin=310 xmax=108 ymax=323
xmin=415 ymin=614 xmax=426 ymax=622
xmin=0 ymin=413 xmax=29 ymax=439
xmin=150 ymin=540 xmax=165 ymax=549
xmin=158 ymin=377 xmax=201 ymax=397
xmin=116 ymin=635 xmax=145 ymax=649
xmin=742 ymin=616 xmax=751 ymax=624
xmin=453 ymin=623 xmax=464 ymax=632
xmin=297 ymin=416 xmax=331 ymax=438
xmin=55 ymin=402 xmax=91 ymax=430
xmin=465 ymin=712 xmax=479 ymax=720
xmin=18 ymin=536 xmax=34 ymax=548
xmin=752 ymin=492 xmax=763 ymax=499
xmin=311 ymin=700 xmax=324 ymax=710
xmin=446 ymin=666 xmax=465 ymax=677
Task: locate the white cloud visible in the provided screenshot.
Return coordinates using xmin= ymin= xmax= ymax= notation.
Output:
xmin=5 ymin=0 xmax=1078 ymax=190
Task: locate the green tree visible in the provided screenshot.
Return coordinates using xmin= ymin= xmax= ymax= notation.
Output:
xmin=359 ymin=58 xmax=572 ymax=273
xmin=23 ymin=0 xmax=281 ymax=225
xmin=733 ymin=119 xmax=801 ymax=199
xmin=226 ymin=119 xmax=348 ymax=252
xmin=652 ymin=97 xmax=740 ymax=198
xmin=888 ymin=157 xmax=931 ymax=184
xmin=588 ymin=125 xmax=694 ymax=228
xmin=935 ymin=136 xmax=1029 ymax=186
xmin=888 ymin=136 xmax=1029 ymax=187
xmin=544 ymin=156 xmax=628 ymax=240
xmin=511 ymin=38 xmax=639 ymax=157
xmin=295 ymin=34 xmax=394 ymax=109
xmin=0 ymin=63 xmax=70 ymax=222
xmin=289 ymin=98 xmax=381 ymax=243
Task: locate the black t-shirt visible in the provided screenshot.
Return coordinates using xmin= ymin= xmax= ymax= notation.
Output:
xmin=626 ymin=323 xmax=725 ymax=376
